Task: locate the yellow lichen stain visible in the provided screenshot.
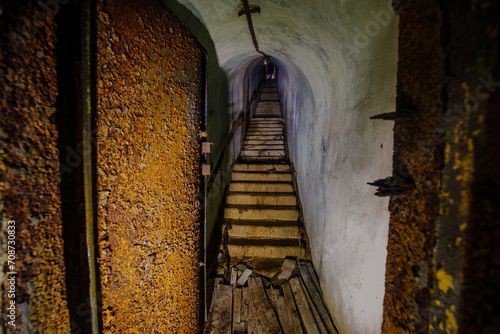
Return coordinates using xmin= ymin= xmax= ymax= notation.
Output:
xmin=453 ymin=138 xmax=474 ymax=186
xmin=459 ymin=189 xmax=469 ymax=216
xmin=459 ymin=222 xmax=467 ymax=232
xmin=455 ymin=237 xmax=462 ymax=247
xmin=437 ymin=268 xmax=455 ymax=293
xmin=473 ymin=128 xmax=482 ymax=136
xmin=439 ymin=191 xmax=451 ymax=215
xmin=444 ymin=305 xmax=458 ymax=333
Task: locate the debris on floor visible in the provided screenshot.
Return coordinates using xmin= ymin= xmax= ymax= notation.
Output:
xmin=205 ymin=259 xmax=339 ymax=334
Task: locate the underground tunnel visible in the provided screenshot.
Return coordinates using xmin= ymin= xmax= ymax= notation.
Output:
xmin=1 ymin=0 xmax=499 ymax=333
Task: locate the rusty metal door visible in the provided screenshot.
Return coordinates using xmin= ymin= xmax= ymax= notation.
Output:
xmin=95 ymin=0 xmax=205 ymax=332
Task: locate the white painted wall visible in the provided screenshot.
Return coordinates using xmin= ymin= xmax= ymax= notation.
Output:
xmin=163 ymin=0 xmax=398 ymax=332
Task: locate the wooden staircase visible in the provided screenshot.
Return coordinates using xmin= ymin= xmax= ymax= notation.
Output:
xmin=221 ymin=80 xmax=309 ymax=278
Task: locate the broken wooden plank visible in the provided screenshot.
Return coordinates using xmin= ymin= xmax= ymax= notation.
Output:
xmin=283 ymin=282 xmax=304 ymax=334
xmin=299 ymin=277 xmax=329 ymax=334
xmin=304 ymin=262 xmax=321 ymax=293
xmin=210 ymin=284 xmax=233 ymax=334
xmin=299 ymin=264 xmax=337 ymax=333
xmin=242 ymin=287 xmax=250 ymax=323
xmin=231 ymin=267 xmax=238 ymax=285
xmin=207 ymin=277 xmax=224 ymax=314
xmin=236 ymin=268 xmax=253 ymax=287
xmin=282 ymin=259 xmax=296 ymax=271
xmin=289 ymin=277 xmax=321 ymax=334
xmin=272 ymin=259 xmax=297 ymax=287
xmin=233 ymin=287 xmax=242 ymax=324
xmin=268 ymin=288 xmax=292 ymax=334
xmin=248 ymin=277 xmax=282 ymax=333
xmin=246 ymin=287 xmax=258 ymax=334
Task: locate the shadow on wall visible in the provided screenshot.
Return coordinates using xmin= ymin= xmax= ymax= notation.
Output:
xmin=160 ymin=0 xmax=230 ymax=267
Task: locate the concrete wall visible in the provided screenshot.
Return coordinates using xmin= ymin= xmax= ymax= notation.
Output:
xmin=162 ymin=0 xmax=398 ymax=332
xmin=266 ymin=3 xmax=398 ymax=332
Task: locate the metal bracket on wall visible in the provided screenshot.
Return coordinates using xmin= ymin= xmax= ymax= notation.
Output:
xmin=202 ymin=164 xmax=211 ymax=176
xmin=202 ymin=142 xmax=212 ymax=154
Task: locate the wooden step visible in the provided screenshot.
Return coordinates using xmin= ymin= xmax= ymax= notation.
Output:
xmin=245 ymin=135 xmax=283 ymax=141
xmin=229 ymin=182 xmax=294 ymax=193
xmin=241 ymin=150 xmax=286 ymax=158
xmin=242 ymin=144 xmax=285 ymax=150
xmin=227 ymin=245 xmax=301 ymax=259
xmin=246 ymin=130 xmax=283 ymax=136
xmin=224 ymin=205 xmax=299 ymax=221
xmin=248 ymin=126 xmax=283 ymax=131
xmin=230 ymin=172 xmax=292 ymax=182
xmin=239 ymin=156 xmax=287 ymax=162
xmin=223 ymin=223 xmax=299 ymax=240
xmin=244 ymin=140 xmax=285 ymax=146
xmin=226 ymin=192 xmax=297 ymax=205
xmin=232 ymin=164 xmax=291 ymax=173
xmin=250 ymin=118 xmax=283 ymax=123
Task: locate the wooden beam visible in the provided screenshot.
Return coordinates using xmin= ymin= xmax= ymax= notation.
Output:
xmin=248 ymin=277 xmax=282 ymax=333
xmin=299 ymin=276 xmax=329 ymax=334
xmin=231 ymin=267 xmax=238 ymax=286
xmin=268 ymin=289 xmax=292 ymax=334
xmin=210 ymin=284 xmax=233 ymax=334
xmin=289 ymin=277 xmax=321 ymax=334
xmin=233 ymin=287 xmax=245 ymax=333
xmin=299 ymin=264 xmax=338 ymax=333
xmin=304 ymin=262 xmax=321 ymax=292
xmin=236 ymin=268 xmax=253 ymax=287
xmin=245 ymin=287 xmax=258 ymax=334
xmin=283 ymin=282 xmax=304 ymax=334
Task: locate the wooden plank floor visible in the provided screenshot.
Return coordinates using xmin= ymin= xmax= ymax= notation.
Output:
xmin=204 ymin=260 xmax=339 ymax=334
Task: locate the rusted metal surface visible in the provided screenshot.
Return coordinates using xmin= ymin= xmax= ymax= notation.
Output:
xmin=383 ymin=1 xmax=500 ymax=333
xmin=240 ymin=0 xmax=268 ymax=58
xmin=382 ymin=1 xmax=443 ymax=332
xmin=0 ymin=2 xmax=71 ymax=333
xmin=95 ymin=0 xmax=204 ymax=332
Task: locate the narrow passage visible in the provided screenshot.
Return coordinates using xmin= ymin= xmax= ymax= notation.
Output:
xmin=205 ymin=80 xmax=339 ymax=334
